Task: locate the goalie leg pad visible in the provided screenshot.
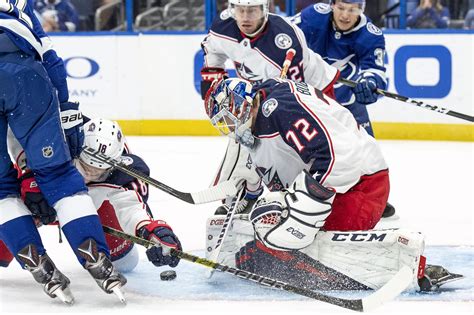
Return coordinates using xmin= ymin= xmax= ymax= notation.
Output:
xmin=235 ymin=240 xmax=370 ymax=290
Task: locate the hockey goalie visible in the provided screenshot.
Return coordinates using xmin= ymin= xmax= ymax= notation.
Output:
xmin=203 ymin=77 xmax=463 ymax=293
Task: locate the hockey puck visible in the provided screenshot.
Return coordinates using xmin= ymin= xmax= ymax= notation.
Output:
xmin=160 ymin=270 xmax=177 ymax=281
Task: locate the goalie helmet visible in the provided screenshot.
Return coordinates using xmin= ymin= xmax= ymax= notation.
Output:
xmin=79 ymin=118 xmax=125 ymax=169
xmin=205 ymin=78 xmax=255 ymax=137
xmin=330 ymin=0 xmax=366 ymax=13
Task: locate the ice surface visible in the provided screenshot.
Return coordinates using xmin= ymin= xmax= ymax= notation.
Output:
xmin=1 ymin=137 xmax=473 ymax=315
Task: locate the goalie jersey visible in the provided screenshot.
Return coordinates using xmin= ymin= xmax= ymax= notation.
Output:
xmin=202 ymin=10 xmax=339 ymax=93
xmin=251 ymin=78 xmax=387 ymax=193
xmin=293 ymin=3 xmax=387 ymax=106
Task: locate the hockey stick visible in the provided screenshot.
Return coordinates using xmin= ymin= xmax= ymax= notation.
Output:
xmin=103 ymin=225 xmax=413 ymax=312
xmin=338 ymin=77 xmax=474 ymax=122
xmin=204 ymin=48 xmax=298 ymax=276
xmin=204 ymin=187 xmax=245 ymax=279
xmin=82 ymin=146 xmax=239 ymax=204
xmin=280 ymin=48 xmax=296 ymax=79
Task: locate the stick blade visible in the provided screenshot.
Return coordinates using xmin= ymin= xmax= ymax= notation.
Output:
xmin=361 ymin=265 xmax=413 ymax=312
xmin=191 ymin=180 xmax=238 ymax=204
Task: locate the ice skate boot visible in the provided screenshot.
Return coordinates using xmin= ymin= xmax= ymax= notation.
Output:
xmin=418 ymin=264 xmax=464 ymax=292
xmin=78 ymin=238 xmax=127 ymax=303
xmin=17 ymin=244 xmax=74 ymax=305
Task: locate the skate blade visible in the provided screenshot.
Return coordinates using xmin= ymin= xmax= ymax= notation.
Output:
xmin=112 ymin=286 xmax=126 ymax=304
xmin=437 ymin=273 xmax=465 ymax=287
xmin=54 ymin=287 xmax=75 ymax=305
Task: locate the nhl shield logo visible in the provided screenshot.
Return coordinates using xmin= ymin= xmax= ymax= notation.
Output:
xmin=42 ymin=146 xmax=54 ymax=158
xmin=274 ymin=33 xmax=292 ymax=49
xmin=262 ymin=98 xmax=278 ymax=117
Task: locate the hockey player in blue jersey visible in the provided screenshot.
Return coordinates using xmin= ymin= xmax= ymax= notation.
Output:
xmin=292 ymin=0 xmax=396 ymax=218
xmin=292 ymin=0 xmax=387 ymax=138
xmin=0 ymin=0 xmax=126 ymax=304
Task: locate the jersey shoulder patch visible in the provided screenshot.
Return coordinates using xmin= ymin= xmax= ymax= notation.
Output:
xmin=366 ymin=22 xmax=382 ymax=36
xmin=313 ymin=3 xmax=332 ymax=14
xmin=274 ymin=33 xmax=293 ymax=49
xmin=261 ymin=98 xmax=279 ymax=117
xmin=219 ymin=9 xmax=231 ymax=21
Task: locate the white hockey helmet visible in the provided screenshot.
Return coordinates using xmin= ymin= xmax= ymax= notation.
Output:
xmin=79 ymin=118 xmax=125 ymax=169
xmin=228 ymin=0 xmax=269 ymax=35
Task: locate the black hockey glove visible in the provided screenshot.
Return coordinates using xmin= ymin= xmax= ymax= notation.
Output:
xmin=20 ymin=171 xmax=57 ymax=226
xmin=60 ymin=101 xmax=84 ymax=158
xmin=138 ymin=221 xmax=182 ymax=268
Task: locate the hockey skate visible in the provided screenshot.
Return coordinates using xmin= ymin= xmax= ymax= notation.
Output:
xmin=78 ymin=239 xmax=127 ymax=303
xmin=418 ymin=264 xmax=464 ymax=292
xmin=17 ymin=244 xmax=74 ymax=305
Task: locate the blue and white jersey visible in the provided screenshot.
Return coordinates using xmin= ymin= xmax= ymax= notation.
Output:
xmin=292 ymin=3 xmax=387 ymax=106
xmin=250 ymin=79 xmax=387 ymax=193
xmin=0 ymin=0 xmax=69 ymax=102
xmin=202 ymin=10 xmax=339 ymax=92
xmin=0 ymin=0 xmax=52 ymax=58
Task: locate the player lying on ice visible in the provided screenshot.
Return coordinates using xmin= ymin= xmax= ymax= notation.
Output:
xmin=0 ymin=118 xmax=181 ymax=275
xmin=203 ymin=77 xmax=463 ymax=292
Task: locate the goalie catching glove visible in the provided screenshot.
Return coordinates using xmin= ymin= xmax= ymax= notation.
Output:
xmin=137 ymin=220 xmax=182 ymax=268
xmin=250 ymin=171 xmax=335 ymax=251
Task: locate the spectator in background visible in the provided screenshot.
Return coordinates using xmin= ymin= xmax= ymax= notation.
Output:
xmin=35 ymin=0 xmax=79 ymax=32
xmin=464 ymin=9 xmax=474 ymax=29
xmin=384 ymin=0 xmax=418 ymax=28
xmin=407 ymin=0 xmax=450 ymax=29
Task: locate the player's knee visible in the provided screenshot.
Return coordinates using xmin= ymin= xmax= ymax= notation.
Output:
xmin=34 ymin=161 xmax=87 ymax=205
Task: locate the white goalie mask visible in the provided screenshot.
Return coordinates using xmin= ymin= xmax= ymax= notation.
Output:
xmin=205 ymin=78 xmax=256 ymax=146
xmin=77 ymin=118 xmax=125 ymax=182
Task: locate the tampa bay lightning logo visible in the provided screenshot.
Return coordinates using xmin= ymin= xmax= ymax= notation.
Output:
xmin=325 ymin=54 xmax=357 ymax=85
xmin=234 ymin=61 xmax=262 ymax=82
xmin=274 ymin=33 xmax=292 ymax=49
xmin=366 ymin=22 xmax=382 ymax=36
xmin=262 ymin=98 xmax=278 ymax=117
xmin=314 ymin=3 xmax=331 ymax=14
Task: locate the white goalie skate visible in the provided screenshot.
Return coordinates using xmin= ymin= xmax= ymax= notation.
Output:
xmin=17 ymin=244 xmax=74 ymax=305
xmin=78 ymin=239 xmax=127 ymax=303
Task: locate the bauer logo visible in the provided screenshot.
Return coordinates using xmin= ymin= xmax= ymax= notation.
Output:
xmin=64 ymin=56 xmax=100 ymax=79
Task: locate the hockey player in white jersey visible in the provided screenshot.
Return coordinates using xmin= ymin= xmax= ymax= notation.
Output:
xmin=0 ymin=118 xmax=182 ymax=273
xmin=200 ymin=0 xmax=341 ymax=214
xmin=203 ymin=78 xmax=463 ymax=292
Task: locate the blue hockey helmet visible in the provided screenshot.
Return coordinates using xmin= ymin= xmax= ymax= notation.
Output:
xmin=330 ymin=0 xmax=366 ymax=12
xmin=205 ymin=78 xmax=255 ymax=136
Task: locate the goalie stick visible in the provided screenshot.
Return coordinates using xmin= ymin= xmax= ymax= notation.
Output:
xmin=204 ymin=187 xmax=245 ymax=279
xmin=103 ymin=225 xmax=413 ymax=312
xmin=338 ymin=77 xmax=474 ymax=123
xmin=82 ymin=146 xmax=239 ymax=204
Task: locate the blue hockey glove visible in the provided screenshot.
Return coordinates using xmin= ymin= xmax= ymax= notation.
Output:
xmin=60 ymin=101 xmax=84 ymax=158
xmin=138 ymin=221 xmax=182 ymax=268
xmin=353 ymin=76 xmax=378 ymax=104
